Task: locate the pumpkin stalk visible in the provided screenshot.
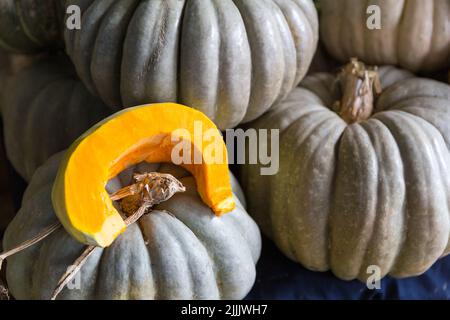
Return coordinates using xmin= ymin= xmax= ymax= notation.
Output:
xmin=50 ymin=172 xmax=185 ymax=300
xmin=334 ymin=58 xmax=382 ymax=123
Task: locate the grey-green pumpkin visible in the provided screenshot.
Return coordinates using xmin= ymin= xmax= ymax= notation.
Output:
xmin=4 ymin=152 xmax=261 ymax=300
xmin=319 ymin=0 xmax=450 ymax=73
xmin=2 ymin=57 xmax=111 ymax=181
xmin=64 ymin=0 xmax=319 ymax=129
xmin=241 ymin=64 xmax=450 ymax=281
xmin=0 ymin=0 xmax=64 ymax=53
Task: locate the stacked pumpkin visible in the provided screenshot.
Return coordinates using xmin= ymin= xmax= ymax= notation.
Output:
xmin=0 ymin=0 xmax=449 ymax=300
xmin=241 ymin=0 xmax=450 ymax=282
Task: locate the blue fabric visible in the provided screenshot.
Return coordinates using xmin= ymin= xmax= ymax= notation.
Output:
xmin=246 ymin=237 xmax=450 ymax=300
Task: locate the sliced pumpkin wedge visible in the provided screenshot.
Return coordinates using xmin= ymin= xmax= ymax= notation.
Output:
xmin=52 ymin=103 xmax=235 ymax=247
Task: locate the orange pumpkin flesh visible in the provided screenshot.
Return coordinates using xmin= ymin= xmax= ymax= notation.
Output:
xmin=52 ymin=103 xmax=235 ymax=247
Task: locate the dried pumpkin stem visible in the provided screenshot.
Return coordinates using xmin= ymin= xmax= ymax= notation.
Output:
xmin=50 ymin=172 xmax=185 ymax=300
xmin=334 ymin=58 xmax=382 ymax=124
xmin=0 ymin=222 xmax=61 ymax=271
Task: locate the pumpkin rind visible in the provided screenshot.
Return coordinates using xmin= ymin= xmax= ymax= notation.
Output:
xmin=319 ymin=0 xmax=450 ymax=73
xmin=4 ymin=153 xmax=261 ymax=300
xmin=1 ymin=57 xmax=111 ymax=181
xmin=0 ymin=0 xmax=63 ymax=53
xmin=241 ymin=66 xmax=450 ymax=281
xmin=64 ymin=0 xmax=318 ymax=129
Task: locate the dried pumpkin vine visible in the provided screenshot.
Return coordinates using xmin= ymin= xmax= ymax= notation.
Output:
xmin=0 ymin=172 xmax=186 ymax=300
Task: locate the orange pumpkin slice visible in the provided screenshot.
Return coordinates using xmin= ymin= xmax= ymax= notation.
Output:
xmin=52 ymin=103 xmax=235 ymax=247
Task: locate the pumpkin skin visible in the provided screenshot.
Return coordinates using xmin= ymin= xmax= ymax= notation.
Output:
xmin=319 ymin=0 xmax=450 ymax=73
xmin=4 ymin=153 xmax=261 ymax=300
xmin=241 ymin=66 xmax=450 ymax=281
xmin=1 ymin=57 xmax=111 ymax=182
xmin=64 ymin=0 xmax=318 ymax=129
xmin=0 ymin=0 xmax=63 ymax=53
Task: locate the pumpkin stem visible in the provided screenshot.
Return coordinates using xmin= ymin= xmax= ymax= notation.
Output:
xmin=0 ymin=222 xmax=62 ymax=271
xmin=50 ymin=172 xmax=185 ymax=300
xmin=333 ymin=58 xmax=382 ymax=124
xmin=111 ymin=172 xmax=186 ymax=218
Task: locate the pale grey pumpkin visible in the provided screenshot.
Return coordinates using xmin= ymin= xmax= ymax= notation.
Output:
xmin=64 ymin=0 xmax=318 ymax=129
xmin=241 ymin=65 xmax=450 ymax=281
xmin=1 ymin=57 xmax=111 ymax=181
xmin=319 ymin=0 xmax=450 ymax=73
xmin=4 ymin=152 xmax=261 ymax=300
xmin=0 ymin=0 xmax=64 ymax=53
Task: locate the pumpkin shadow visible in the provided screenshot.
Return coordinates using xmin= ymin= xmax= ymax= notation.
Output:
xmin=246 ymin=236 xmax=450 ymax=300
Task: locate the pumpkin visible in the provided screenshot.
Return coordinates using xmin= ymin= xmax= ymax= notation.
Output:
xmin=0 ymin=0 xmax=64 ymax=53
xmin=53 ymin=103 xmax=237 ymax=247
xmin=319 ymin=0 xmax=450 ymax=73
xmin=2 ymin=104 xmax=261 ymax=299
xmin=2 ymin=56 xmax=111 ymax=182
xmin=241 ymin=59 xmax=450 ymax=281
xmin=64 ymin=0 xmax=319 ymax=130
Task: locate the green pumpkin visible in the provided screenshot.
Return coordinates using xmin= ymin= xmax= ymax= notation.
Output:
xmin=64 ymin=0 xmax=319 ymax=129
xmin=241 ymin=65 xmax=450 ymax=281
xmin=4 ymin=153 xmax=261 ymax=299
xmin=2 ymin=57 xmax=111 ymax=181
xmin=319 ymin=0 xmax=450 ymax=73
xmin=0 ymin=0 xmax=64 ymax=53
